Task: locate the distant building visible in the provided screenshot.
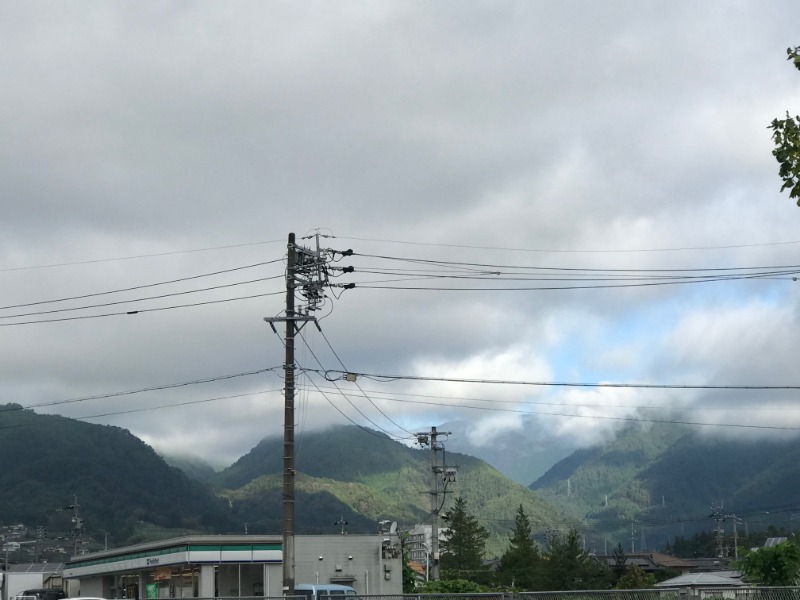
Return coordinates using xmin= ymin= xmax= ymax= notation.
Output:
xmin=597 ymin=551 xmax=696 ymax=575
xmin=654 ymin=571 xmax=747 ymax=590
xmin=405 ymin=524 xmax=449 ymax=581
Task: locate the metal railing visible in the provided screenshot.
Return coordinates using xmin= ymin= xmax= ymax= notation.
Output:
xmin=132 ymin=590 xmax=800 ymax=600
xmin=522 ymin=588 xmax=800 ymax=600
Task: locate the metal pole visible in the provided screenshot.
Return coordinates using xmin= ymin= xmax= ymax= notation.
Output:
xmin=283 ymin=232 xmax=296 ymax=595
xmin=3 ymin=544 xmax=9 ymax=600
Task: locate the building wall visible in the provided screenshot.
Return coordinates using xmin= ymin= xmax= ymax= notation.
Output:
xmin=4 ymin=573 xmax=46 ymax=600
xmin=295 ymin=535 xmax=402 ymax=596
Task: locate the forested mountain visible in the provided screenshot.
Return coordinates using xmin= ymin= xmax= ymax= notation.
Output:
xmin=0 ymin=406 xmax=569 ymax=558
xmin=0 ymin=403 xmax=235 ymax=549
xmin=5 ymin=402 xmax=798 ymax=561
xmin=213 ymin=426 xmax=574 ymax=555
xmin=530 ymin=422 xmax=800 ymax=549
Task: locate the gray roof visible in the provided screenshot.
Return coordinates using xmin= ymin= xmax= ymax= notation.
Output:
xmin=655 ymin=572 xmax=747 ymax=588
xmin=7 ymin=563 xmax=64 ymax=574
xmin=764 ymin=537 xmax=788 ymax=547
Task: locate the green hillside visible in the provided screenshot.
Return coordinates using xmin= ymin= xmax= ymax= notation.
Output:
xmin=214 ymin=426 xmax=575 ymax=556
xmin=0 ymin=403 xmax=235 ymax=550
xmin=0 ymin=406 xmax=570 ymax=560
xmin=10 ymin=402 xmax=794 ymax=560
xmin=530 ymin=421 xmax=800 ymax=549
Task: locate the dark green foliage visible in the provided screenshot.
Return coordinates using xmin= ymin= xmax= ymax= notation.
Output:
xmin=417 ymin=578 xmax=491 ymax=593
xmin=542 ymin=529 xmax=612 ymax=591
xmin=214 ymin=426 xmax=421 ymax=489
xmin=531 ymin=422 xmax=800 ymax=549
xmin=227 ymin=483 xmax=375 ymax=534
xmin=735 ymin=539 xmax=800 ymax=586
xmin=770 ymin=46 xmax=800 ymax=205
xmin=611 ymin=543 xmax=627 ymax=583
xmin=615 ymin=564 xmax=655 ymax=589
xmin=666 ymin=531 xmax=720 ymax=558
xmin=497 ymin=505 xmax=541 ymax=590
xmin=0 ymin=404 xmax=235 ymax=547
xmin=440 ymin=496 xmax=490 ymax=582
xmin=218 ymin=426 xmax=571 ymax=556
xmin=400 ymin=534 xmax=418 ymax=593
xmin=0 ymin=409 xmax=568 ymax=557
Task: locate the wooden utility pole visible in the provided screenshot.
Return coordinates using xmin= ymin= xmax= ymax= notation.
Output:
xmin=264 ymin=233 xmax=347 ymax=593
xmin=283 ymin=232 xmax=297 ymax=595
xmin=265 ymin=233 xmax=331 ymax=595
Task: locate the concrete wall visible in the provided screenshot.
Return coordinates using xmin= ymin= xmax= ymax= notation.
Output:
xmin=294 ymin=535 xmax=402 ymax=596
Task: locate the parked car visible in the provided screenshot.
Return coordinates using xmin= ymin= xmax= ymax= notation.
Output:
xmin=16 ymin=590 xmax=66 ymax=600
xmin=294 ymin=584 xmax=357 ymax=600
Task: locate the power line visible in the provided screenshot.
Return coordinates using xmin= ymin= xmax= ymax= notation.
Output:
xmin=335 ymin=235 xmax=800 ymax=254
xmin=0 ymin=366 xmax=283 ymax=414
xmin=310 ymin=384 xmax=800 ymax=413
xmin=0 ymin=259 xmax=284 ymax=311
xmin=0 ymin=239 xmax=285 ymax=272
xmin=348 ymin=273 xmax=797 ymax=292
xmin=296 ymin=330 xmax=409 ymax=441
xmin=0 ymin=291 xmax=283 ymax=326
xmin=352 ymin=253 xmax=800 ymax=274
xmin=314 ymin=368 xmax=800 ymax=391
xmin=7 ymin=233 xmax=799 ymax=276
xmin=0 ymin=388 xmax=284 ymax=432
xmin=300 ymin=375 xmax=408 ymax=442
xmin=301 ymin=385 xmax=800 ymax=431
xmin=316 ymin=326 xmax=415 ymax=437
xmin=0 ymin=277 xmax=282 ymax=320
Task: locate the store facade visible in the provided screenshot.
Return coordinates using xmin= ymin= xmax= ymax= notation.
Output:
xmin=63 ymin=534 xmax=402 ymax=599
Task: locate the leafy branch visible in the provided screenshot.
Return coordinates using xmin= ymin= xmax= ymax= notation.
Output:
xmin=769 ymin=46 xmax=800 ymax=205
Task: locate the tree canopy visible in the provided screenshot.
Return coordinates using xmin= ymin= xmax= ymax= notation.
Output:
xmin=770 ymin=46 xmax=800 ymax=205
xmin=736 ymin=540 xmax=800 ymax=586
xmin=497 ymin=505 xmax=541 ymax=590
xmin=439 ymin=496 xmax=490 ymax=581
xmin=542 ymin=529 xmax=612 ymax=591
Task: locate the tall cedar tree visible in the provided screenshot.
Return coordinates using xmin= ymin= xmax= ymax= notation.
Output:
xmin=543 ymin=529 xmax=612 ymax=591
xmin=439 ymin=496 xmax=490 ymax=581
xmin=497 ymin=505 xmax=541 ymax=590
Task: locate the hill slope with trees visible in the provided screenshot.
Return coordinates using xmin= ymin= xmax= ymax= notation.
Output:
xmin=530 ymin=421 xmax=800 ymax=549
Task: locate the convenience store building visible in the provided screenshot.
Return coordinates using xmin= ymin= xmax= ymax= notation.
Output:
xmin=63 ymin=535 xmax=402 ymax=599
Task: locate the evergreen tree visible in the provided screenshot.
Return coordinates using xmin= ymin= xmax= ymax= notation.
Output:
xmin=439 ymin=496 xmax=490 ymax=582
xmin=611 ymin=543 xmax=627 ymax=585
xmin=542 ymin=529 xmax=612 ymax=591
xmin=497 ymin=505 xmax=541 ymax=590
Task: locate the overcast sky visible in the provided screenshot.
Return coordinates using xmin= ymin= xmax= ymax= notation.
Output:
xmin=2 ymin=2 xmax=800 ymax=473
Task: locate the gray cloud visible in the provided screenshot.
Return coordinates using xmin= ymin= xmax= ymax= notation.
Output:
xmin=2 ymin=1 xmax=800 ymax=468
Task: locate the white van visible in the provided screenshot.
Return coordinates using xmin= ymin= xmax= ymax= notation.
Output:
xmin=294 ymin=584 xmax=357 ymax=600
